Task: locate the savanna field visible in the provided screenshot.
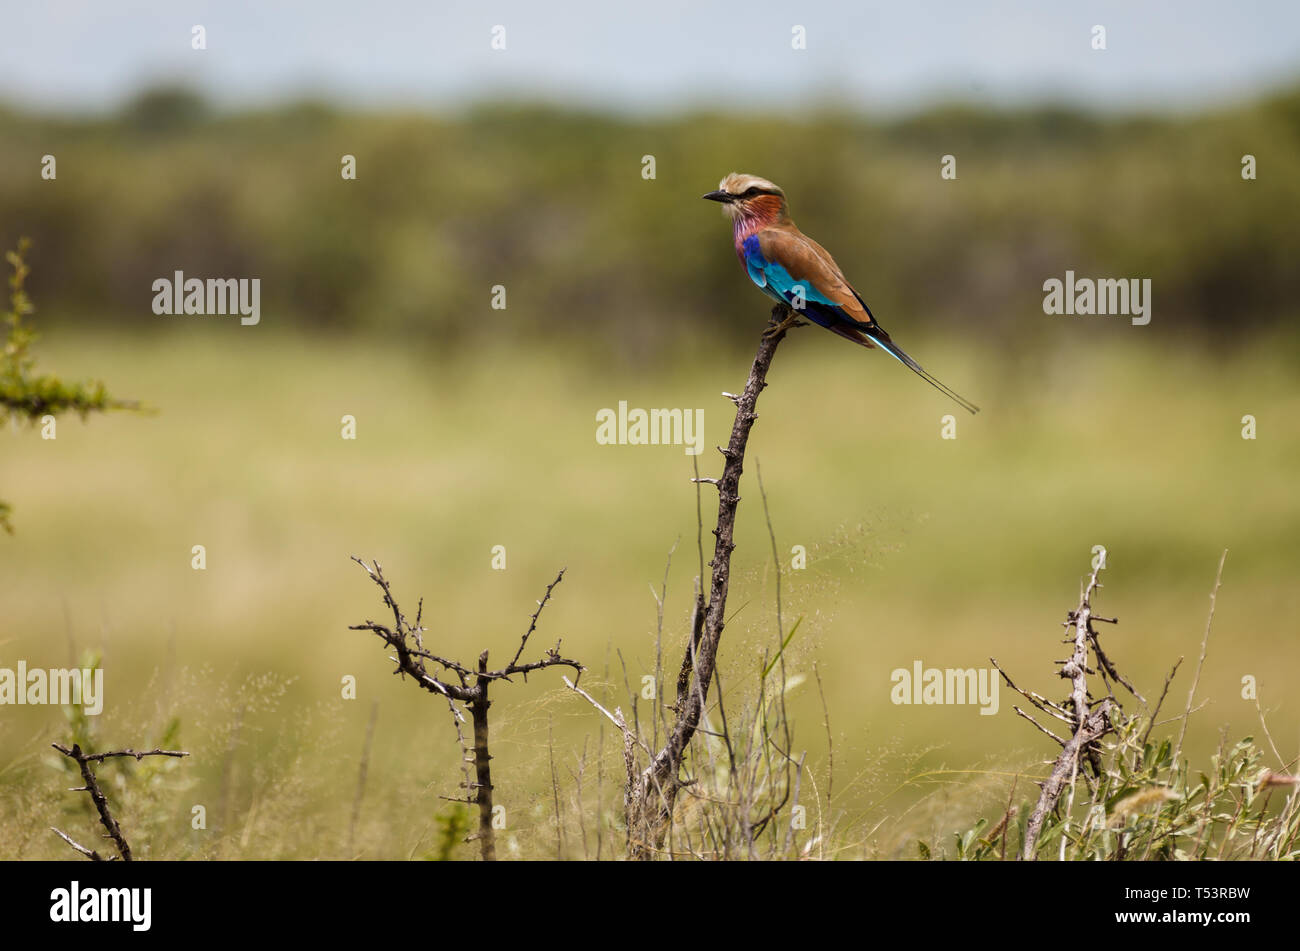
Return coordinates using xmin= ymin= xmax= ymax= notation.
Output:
xmin=1 ymin=90 xmax=1299 ymax=859
xmin=2 ymin=324 xmax=1297 ymax=858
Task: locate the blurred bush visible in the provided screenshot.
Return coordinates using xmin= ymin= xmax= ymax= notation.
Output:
xmin=1 ymin=86 xmax=1297 ymax=358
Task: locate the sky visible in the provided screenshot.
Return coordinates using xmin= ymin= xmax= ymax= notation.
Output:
xmin=2 ymin=0 xmax=1298 ymax=115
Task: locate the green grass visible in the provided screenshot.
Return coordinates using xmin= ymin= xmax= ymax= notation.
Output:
xmin=1 ymin=325 xmax=1297 ymax=858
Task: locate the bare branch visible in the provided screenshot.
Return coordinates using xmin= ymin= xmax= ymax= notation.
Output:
xmin=51 ymin=742 xmax=189 ymax=861
xmin=630 ymin=305 xmax=790 ymax=857
xmin=1020 ymin=550 xmax=1128 ymax=860
xmin=564 ymin=676 xmax=652 ymax=755
xmin=50 ymin=826 xmax=109 ymax=862
xmin=51 ymin=745 xmax=188 ymax=764
xmin=509 ymin=568 xmax=566 ymax=670
xmin=348 ymin=558 xmax=585 ymax=861
xmin=991 ymin=658 xmax=1074 ymax=723
xmin=1140 ymin=657 xmax=1184 ymax=749
xmin=1175 ymin=549 xmax=1227 ymax=761
xmin=503 ymin=644 xmax=585 ymax=680
xmin=1013 ymin=706 xmax=1067 ymax=746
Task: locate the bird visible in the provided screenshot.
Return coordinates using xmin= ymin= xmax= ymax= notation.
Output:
xmin=703 ymin=173 xmax=979 ymax=414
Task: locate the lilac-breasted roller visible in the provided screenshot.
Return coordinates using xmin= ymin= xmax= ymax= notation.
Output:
xmin=704 ymin=173 xmax=979 ymax=414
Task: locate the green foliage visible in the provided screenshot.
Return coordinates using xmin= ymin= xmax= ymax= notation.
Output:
xmin=930 ymin=712 xmax=1300 ymax=861
xmin=1 ymin=239 xmax=119 ymax=422
xmin=426 ymin=804 xmax=471 ymax=861
xmin=3 ymin=239 xmax=35 ymax=377
xmin=2 ymin=326 xmax=1294 ymax=857
xmin=55 ymin=649 xmax=102 ymax=764
xmin=1 ymin=239 xmax=131 ymax=531
xmin=1 ymin=88 xmax=1298 ymax=355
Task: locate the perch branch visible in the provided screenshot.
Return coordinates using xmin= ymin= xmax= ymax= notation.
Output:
xmin=630 ymin=304 xmax=790 ymax=856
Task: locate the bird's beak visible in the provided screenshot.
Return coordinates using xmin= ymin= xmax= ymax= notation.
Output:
xmin=702 ymin=190 xmax=732 ymax=203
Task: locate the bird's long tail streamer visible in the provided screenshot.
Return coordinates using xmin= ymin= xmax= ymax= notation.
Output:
xmin=865 ymin=330 xmax=980 ymax=415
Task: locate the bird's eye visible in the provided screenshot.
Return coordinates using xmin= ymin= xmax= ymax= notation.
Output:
xmin=742 ymin=187 xmax=760 ymax=197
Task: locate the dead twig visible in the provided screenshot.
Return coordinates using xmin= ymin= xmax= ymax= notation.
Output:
xmin=1018 ymin=551 xmax=1128 ymax=860
xmin=50 ymin=743 xmax=189 ymax=861
xmin=349 ymin=559 xmax=584 ymax=861
xmin=49 ymin=826 xmax=108 ymax=862
xmin=1174 ymin=549 xmax=1226 ymax=762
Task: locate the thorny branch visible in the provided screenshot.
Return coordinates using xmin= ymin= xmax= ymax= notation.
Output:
xmin=1005 ymin=549 xmax=1143 ymax=860
xmin=348 ymin=558 xmax=584 ymax=860
xmin=626 ymin=304 xmax=791 ymax=857
xmin=50 ymin=743 xmax=189 ymax=862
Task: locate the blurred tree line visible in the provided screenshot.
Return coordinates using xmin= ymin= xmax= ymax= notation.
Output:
xmin=0 ymin=86 xmax=1297 ymax=358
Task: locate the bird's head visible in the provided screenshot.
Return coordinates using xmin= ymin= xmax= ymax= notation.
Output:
xmin=703 ymin=173 xmax=788 ymax=224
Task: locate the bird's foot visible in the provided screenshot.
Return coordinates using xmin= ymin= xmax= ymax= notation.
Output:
xmin=763 ymin=312 xmax=808 ymax=338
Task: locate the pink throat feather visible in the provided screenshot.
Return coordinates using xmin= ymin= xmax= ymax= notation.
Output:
xmin=731 ymin=196 xmax=785 ymax=255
